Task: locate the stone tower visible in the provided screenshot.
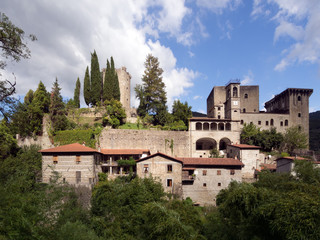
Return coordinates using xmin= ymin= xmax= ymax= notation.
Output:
xmin=225 ymin=80 xmax=241 ymax=120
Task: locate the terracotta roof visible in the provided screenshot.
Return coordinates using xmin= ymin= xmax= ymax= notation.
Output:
xmin=100 ymin=149 xmax=150 ymax=155
xmin=229 ymin=144 xmax=261 ymax=149
xmin=39 ymin=143 xmax=97 ymax=153
xmin=136 ymin=152 xmax=183 ymax=163
xmin=178 ymin=157 xmax=244 ymax=167
xmin=275 ymin=156 xmax=308 ymax=161
xmin=182 ymin=167 xmax=196 ymax=170
xmin=189 ymin=117 xmax=233 ymax=121
xmin=260 ymin=163 xmax=276 ymax=170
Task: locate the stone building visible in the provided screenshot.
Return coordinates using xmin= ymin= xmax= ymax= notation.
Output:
xmin=136 ymin=153 xmax=243 ymax=205
xmin=275 ymin=156 xmax=308 ymax=174
xmin=40 ymin=143 xmax=101 ymax=185
xmin=226 ymin=144 xmax=262 ymax=179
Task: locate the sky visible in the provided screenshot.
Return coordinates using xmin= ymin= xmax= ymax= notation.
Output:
xmin=2 ymin=0 xmax=320 ymax=113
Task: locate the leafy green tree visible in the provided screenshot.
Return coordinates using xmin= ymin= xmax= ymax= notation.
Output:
xmin=83 ymin=66 xmax=91 ymax=106
xmin=24 ymin=89 xmax=34 ymax=105
xmin=90 ymin=50 xmax=101 ymax=106
xmin=240 ymin=122 xmax=260 ymax=145
xmin=282 ymin=126 xmax=308 ymax=154
xmin=102 ymin=99 xmax=126 ymax=128
xmin=73 ymin=77 xmax=81 ymax=108
xmin=49 ymin=78 xmax=68 ymax=132
xmin=33 ymin=81 xmax=50 ymax=113
xmin=172 ymin=100 xmax=192 ymax=128
xmin=0 ymin=120 xmax=18 ymax=161
xmin=110 ymin=56 xmax=120 ymax=101
xmin=135 ymin=54 xmax=167 ymax=125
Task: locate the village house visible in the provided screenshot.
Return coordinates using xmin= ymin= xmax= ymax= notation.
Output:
xmin=275 ymin=156 xmax=308 ymax=174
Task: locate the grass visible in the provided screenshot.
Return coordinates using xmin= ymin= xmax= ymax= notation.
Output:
xmin=118 ymin=123 xmax=148 ymax=130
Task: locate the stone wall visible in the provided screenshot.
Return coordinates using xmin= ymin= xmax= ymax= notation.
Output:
xmin=99 ymin=129 xmax=190 ymax=157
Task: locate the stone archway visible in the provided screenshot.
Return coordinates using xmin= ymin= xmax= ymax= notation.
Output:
xmin=196 ymin=138 xmax=217 ymax=151
xmin=219 ymin=137 xmax=231 ymax=150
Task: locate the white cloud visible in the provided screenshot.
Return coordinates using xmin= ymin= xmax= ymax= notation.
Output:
xmin=1 ymin=0 xmax=197 ymax=108
xmin=193 ymin=95 xmax=202 ymax=100
xmin=196 ymin=0 xmax=242 ymax=14
xmin=241 ymin=70 xmax=254 ymax=85
xmin=252 ymin=0 xmax=320 ymax=71
xmin=188 ymin=51 xmax=195 ymax=57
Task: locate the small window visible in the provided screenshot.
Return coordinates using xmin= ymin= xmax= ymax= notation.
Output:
xmin=266 ymin=121 xmax=269 ymax=126
xmin=203 ymin=183 xmax=207 ymax=187
xmin=298 ymin=96 xmax=301 ymax=101
xmin=240 ymin=120 xmax=244 ymax=125
xmin=144 ymin=164 xmax=149 ymax=173
xmin=63 ymin=178 xmax=66 ymax=183
xmin=270 ymin=119 xmax=274 ymax=126
xmin=218 ymin=183 xmax=221 ymax=187
xmin=167 ymin=179 xmax=172 ymax=187
xmin=230 ymin=169 xmax=235 ymax=175
xmin=203 ymin=170 xmax=207 ymax=176
xmin=280 ymin=121 xmax=283 ymax=126
xmin=53 ymin=156 xmax=58 ymax=164
xmin=218 ymin=115 xmax=221 ymax=119
xmin=167 ymin=164 xmax=172 ymax=173
xmin=76 ymin=155 xmax=81 ymax=163
xmin=258 ymin=121 xmax=261 ymax=125
xmin=298 ymin=113 xmax=301 ymax=117
xmin=233 ymin=87 xmax=238 ymax=97
xmin=285 ymin=120 xmax=288 ymax=126
xmin=217 ymin=170 xmax=221 ymax=175
xmin=218 ymin=107 xmax=221 ymax=110
xmin=243 ymin=108 xmax=246 ymax=113
xmin=244 ymin=93 xmax=248 ymax=99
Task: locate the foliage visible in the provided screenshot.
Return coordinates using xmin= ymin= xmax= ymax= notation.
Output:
xmin=83 ymin=66 xmax=91 ymax=106
xmin=73 ymin=77 xmax=81 ymax=108
xmin=49 ymin=78 xmax=68 ymax=132
xmin=53 ymin=128 xmax=102 ymax=148
xmin=282 ymin=126 xmax=308 ymax=154
xmin=103 ymin=57 xmax=120 ymax=102
xmin=33 ymin=81 xmax=50 ymax=113
xmin=135 ymin=54 xmax=167 ymax=125
xmin=110 ymin=56 xmax=120 ymax=101
xmin=172 ymin=100 xmax=192 ymax=129
xmin=117 ymin=158 xmax=136 ymax=167
xmin=0 ymin=120 xmax=18 ymax=161
xmin=102 ymin=99 xmax=126 ymax=128
xmin=241 ymin=123 xmax=283 ymax=152
xmin=90 ymin=50 xmax=101 ymax=106
xmin=24 ymin=89 xmax=34 ymax=105
xmin=209 ymin=148 xmax=222 ymax=158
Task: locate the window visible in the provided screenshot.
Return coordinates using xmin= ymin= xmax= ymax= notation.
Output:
xmin=167 ymin=164 xmax=172 ymax=173
xmin=218 ymin=115 xmax=221 ymax=119
xmin=230 ymin=169 xmax=235 ymax=175
xmin=244 ymin=93 xmax=248 ymax=99
xmin=266 ymin=121 xmax=269 ymax=126
xmin=218 ymin=107 xmax=221 ymax=110
xmin=144 ymin=164 xmax=149 ymax=173
xmin=53 ymin=156 xmax=58 ymax=164
xmin=285 ymin=120 xmax=288 ymax=126
xmin=218 ymin=183 xmax=221 ymax=187
xmin=167 ymin=179 xmax=172 ymax=187
xmin=63 ymin=178 xmax=66 ymax=183
xmin=240 ymin=120 xmax=244 ymax=125
xmin=298 ymin=113 xmax=301 ymax=117
xmin=243 ymin=108 xmax=246 ymax=113
xmin=76 ymin=155 xmax=81 ymax=163
xmin=217 ymin=170 xmax=221 ymax=175
xmin=270 ymin=119 xmax=274 ymax=126
xmin=203 ymin=183 xmax=207 ymax=187
xmin=298 ymin=96 xmax=301 ymax=101
xmin=76 ymin=171 xmax=81 ymax=184
xmin=258 ymin=121 xmax=261 ymax=125
xmin=233 ymin=87 xmax=238 ymax=97
xmin=280 ymin=121 xmax=283 ymax=126
xmin=196 ymin=122 xmax=202 ymax=130
xmin=203 ymin=170 xmax=207 ymax=176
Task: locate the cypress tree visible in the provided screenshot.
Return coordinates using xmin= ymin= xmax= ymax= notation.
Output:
xmin=33 ymin=81 xmax=50 ymax=113
xmin=110 ymin=56 xmax=120 ymax=101
xmin=103 ymin=60 xmax=113 ymax=102
xmin=90 ymin=50 xmax=101 ymax=106
xmin=83 ymin=66 xmax=91 ymax=106
xmin=24 ymin=89 xmax=34 ymax=105
xmin=73 ymin=77 xmax=81 ymax=108
xmin=49 ymin=78 xmax=68 ymax=132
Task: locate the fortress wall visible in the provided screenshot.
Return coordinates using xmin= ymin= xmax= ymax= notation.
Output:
xmin=99 ymin=129 xmax=190 ymax=157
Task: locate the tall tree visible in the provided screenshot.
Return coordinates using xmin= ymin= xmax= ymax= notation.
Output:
xmin=110 ymin=56 xmax=120 ymax=101
xmin=282 ymin=126 xmax=308 ymax=154
xmin=90 ymin=50 xmax=101 ymax=106
xmin=83 ymin=66 xmax=91 ymax=106
xmin=103 ymin=60 xmax=112 ymax=102
xmin=24 ymin=89 xmax=34 ymax=105
xmin=33 ymin=81 xmax=50 ymax=113
xmin=135 ymin=54 xmax=167 ymax=125
xmin=73 ymin=77 xmax=81 ymax=108
xmin=49 ymin=78 xmax=68 ymax=132
xmin=172 ymin=100 xmax=192 ymax=128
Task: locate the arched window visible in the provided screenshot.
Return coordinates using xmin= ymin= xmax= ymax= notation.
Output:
xmin=211 ymin=122 xmax=217 ymax=131
xmin=298 ymin=96 xmax=301 ymax=101
xmin=203 ymin=122 xmax=209 ymax=130
xmin=240 ymin=120 xmax=244 ymax=125
xmin=196 ymin=122 xmax=202 ymax=130
xmin=218 ymin=123 xmax=224 ymax=131
xmin=244 ymin=93 xmax=248 ymax=99
xmin=226 ymin=123 xmax=231 ymax=131
xmin=280 ymin=121 xmax=283 ymax=126
xmin=233 ymin=87 xmax=238 ymax=97
xmin=285 ymin=120 xmax=288 ymax=126
xmin=243 ymin=108 xmax=246 ymax=113
xmin=270 ymin=119 xmax=274 ymax=126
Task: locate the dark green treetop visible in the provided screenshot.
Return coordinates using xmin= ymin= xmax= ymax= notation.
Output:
xmin=83 ymin=66 xmax=91 ymax=106
xmin=90 ymin=50 xmax=101 ymax=106
xmin=73 ymin=77 xmax=81 ymax=108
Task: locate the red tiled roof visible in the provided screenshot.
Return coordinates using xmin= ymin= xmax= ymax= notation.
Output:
xmin=136 ymin=152 xmax=183 ymax=163
xmin=229 ymin=144 xmax=261 ymax=149
xmin=100 ymin=149 xmax=150 ymax=155
xmin=182 ymin=167 xmax=196 ymax=170
xmin=260 ymin=163 xmax=276 ymax=170
xmin=275 ymin=156 xmax=308 ymax=161
xmin=39 ymin=143 xmax=97 ymax=153
xmin=178 ymin=157 xmax=244 ymax=167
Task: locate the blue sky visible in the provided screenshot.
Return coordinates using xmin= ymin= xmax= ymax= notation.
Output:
xmin=2 ymin=0 xmax=320 ymax=113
